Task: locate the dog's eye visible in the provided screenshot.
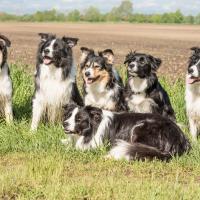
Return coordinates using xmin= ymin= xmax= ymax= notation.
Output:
xmin=139 ymin=58 xmax=145 ymax=64
xmin=94 ymin=65 xmax=100 ymax=68
xmin=85 ymin=65 xmax=89 ymax=69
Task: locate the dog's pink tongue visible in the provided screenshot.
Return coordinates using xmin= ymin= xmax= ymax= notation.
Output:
xmin=43 ymin=58 xmax=51 ymax=65
xmin=187 ymin=76 xmax=199 ymax=84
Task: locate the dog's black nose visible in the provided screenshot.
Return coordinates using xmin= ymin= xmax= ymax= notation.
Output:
xmin=44 ymin=49 xmax=50 ymax=54
xmin=188 ymin=68 xmax=194 ymax=74
xmin=63 ymin=120 xmax=69 ymax=127
xmin=85 ymin=71 xmax=90 ymax=77
xmin=129 ymin=63 xmax=135 ymax=69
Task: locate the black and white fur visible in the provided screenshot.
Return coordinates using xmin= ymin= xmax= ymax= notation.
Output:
xmin=31 ymin=33 xmax=83 ymax=131
xmin=80 ymin=47 xmax=127 ymax=112
xmin=186 ymin=47 xmax=200 ymax=140
xmin=62 ymin=104 xmax=190 ymax=161
xmin=124 ymin=52 xmax=176 ymax=121
xmin=0 ymin=34 xmax=13 ymax=123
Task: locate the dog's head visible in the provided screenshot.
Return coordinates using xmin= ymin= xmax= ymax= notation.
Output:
xmin=187 ymin=47 xmax=200 ymax=84
xmin=63 ymin=104 xmax=102 ymax=137
xmin=37 ymin=33 xmax=78 ymax=66
xmin=80 ymin=47 xmax=114 ymax=85
xmin=124 ymin=52 xmax=162 ymax=78
xmin=0 ymin=34 xmax=11 ymax=67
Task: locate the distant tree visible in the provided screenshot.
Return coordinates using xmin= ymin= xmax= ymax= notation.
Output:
xmin=83 ymin=6 xmax=102 ymax=22
xmin=184 ymin=15 xmax=194 ymax=24
xmin=173 ymin=10 xmax=184 ymax=23
xmin=67 ymin=9 xmax=80 ymax=21
xmin=106 ymin=0 xmax=133 ymax=21
xmin=194 ymin=14 xmax=200 ymax=24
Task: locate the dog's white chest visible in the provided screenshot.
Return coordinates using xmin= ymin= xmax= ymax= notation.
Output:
xmin=186 ymin=83 xmax=200 ymax=119
xmin=127 ymin=77 xmax=156 ymax=113
xmin=127 ymin=93 xmax=156 ymax=113
xmin=85 ymin=83 xmax=116 ymax=110
xmin=37 ymin=64 xmax=74 ymax=105
xmin=129 ymin=77 xmax=148 ymax=93
xmin=0 ymin=66 xmax=12 ymax=97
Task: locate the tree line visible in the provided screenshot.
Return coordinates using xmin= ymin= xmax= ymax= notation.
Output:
xmin=0 ymin=0 xmax=199 ymax=24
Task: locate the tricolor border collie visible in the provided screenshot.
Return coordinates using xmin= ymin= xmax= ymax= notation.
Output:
xmin=31 ymin=33 xmax=83 ymax=131
xmin=186 ymin=47 xmax=200 ymax=140
xmin=63 ymin=104 xmax=190 ymax=161
xmin=80 ymin=47 xmax=127 ymax=112
xmin=124 ymin=51 xmax=176 ymax=121
xmin=0 ymin=34 xmax=13 ymax=123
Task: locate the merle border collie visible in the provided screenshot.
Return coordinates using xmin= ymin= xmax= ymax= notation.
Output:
xmin=62 ymin=104 xmax=190 ymax=161
xmin=186 ymin=47 xmax=200 ymax=140
xmin=124 ymin=51 xmax=176 ymax=121
xmin=80 ymin=47 xmax=127 ymax=112
xmin=30 ymin=33 xmax=83 ymax=131
xmin=0 ymin=34 xmax=13 ymax=123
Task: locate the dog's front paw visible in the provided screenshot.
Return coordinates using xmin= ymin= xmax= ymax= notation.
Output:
xmin=61 ymin=135 xmax=78 ymax=147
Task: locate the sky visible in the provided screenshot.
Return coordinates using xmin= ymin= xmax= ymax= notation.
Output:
xmin=0 ymin=0 xmax=199 ymax=15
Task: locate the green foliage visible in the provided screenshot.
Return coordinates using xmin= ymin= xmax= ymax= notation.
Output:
xmin=83 ymin=6 xmax=104 ymax=22
xmin=66 ymin=9 xmax=80 ymax=21
xmin=1 ymin=64 xmax=200 ymax=199
xmin=0 ymin=0 xmax=200 ymax=25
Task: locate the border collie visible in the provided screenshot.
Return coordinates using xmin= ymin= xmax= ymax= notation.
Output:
xmin=186 ymin=47 xmax=200 ymax=140
xmin=0 ymin=34 xmax=13 ymax=123
xmin=31 ymin=33 xmax=83 ymax=131
xmin=62 ymin=104 xmax=190 ymax=161
xmin=124 ymin=51 xmax=176 ymax=121
xmin=80 ymin=47 xmax=127 ymax=112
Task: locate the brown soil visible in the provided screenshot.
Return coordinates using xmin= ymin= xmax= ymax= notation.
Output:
xmin=1 ymin=22 xmax=200 ymax=79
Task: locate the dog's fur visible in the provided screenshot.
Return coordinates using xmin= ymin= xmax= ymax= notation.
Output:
xmin=0 ymin=34 xmax=13 ymax=123
xmin=31 ymin=33 xmax=83 ymax=131
xmin=80 ymin=47 xmax=127 ymax=112
xmin=186 ymin=47 xmax=200 ymax=140
xmin=124 ymin=52 xmax=176 ymax=121
xmin=63 ymin=104 xmax=190 ymax=161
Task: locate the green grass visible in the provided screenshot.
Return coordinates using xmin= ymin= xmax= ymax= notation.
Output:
xmin=0 ymin=64 xmax=200 ymax=200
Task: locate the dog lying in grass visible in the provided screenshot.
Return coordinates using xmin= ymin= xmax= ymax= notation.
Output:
xmin=0 ymin=34 xmax=13 ymax=123
xmin=124 ymin=51 xmax=176 ymax=121
xmin=62 ymin=104 xmax=190 ymax=161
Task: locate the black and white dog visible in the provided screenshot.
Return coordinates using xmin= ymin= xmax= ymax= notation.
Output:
xmin=31 ymin=33 xmax=83 ymax=131
xmin=124 ymin=51 xmax=176 ymax=121
xmin=186 ymin=47 xmax=200 ymax=140
xmin=62 ymin=104 xmax=190 ymax=161
xmin=0 ymin=34 xmax=13 ymax=123
xmin=80 ymin=47 xmax=127 ymax=112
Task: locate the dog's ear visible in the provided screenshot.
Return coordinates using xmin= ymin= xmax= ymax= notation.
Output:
xmin=0 ymin=34 xmax=11 ymax=47
xmin=85 ymin=106 xmax=102 ymax=122
xmin=148 ymin=55 xmax=162 ymax=71
xmin=124 ymin=51 xmax=136 ymax=65
xmin=62 ymin=37 xmax=78 ymax=48
xmin=38 ymin=33 xmax=55 ymax=42
xmin=99 ymin=49 xmax=114 ymax=65
xmin=191 ymin=47 xmax=200 ymax=54
xmin=80 ymin=47 xmax=94 ymax=67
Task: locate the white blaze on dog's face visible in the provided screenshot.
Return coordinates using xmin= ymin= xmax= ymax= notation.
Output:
xmin=128 ymin=61 xmax=139 ymax=76
xmin=0 ymin=50 xmax=2 ymax=66
xmin=82 ymin=59 xmax=110 ymax=85
xmin=42 ymin=39 xmax=56 ymax=65
xmin=64 ymin=107 xmax=79 ymax=132
xmin=39 ymin=33 xmax=78 ymax=66
xmin=187 ymin=47 xmax=200 ymax=84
